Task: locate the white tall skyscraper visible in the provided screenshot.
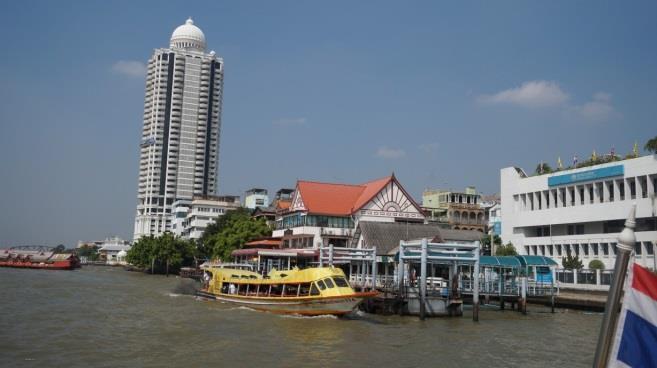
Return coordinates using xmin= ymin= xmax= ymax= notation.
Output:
xmin=134 ymin=18 xmax=224 ymax=239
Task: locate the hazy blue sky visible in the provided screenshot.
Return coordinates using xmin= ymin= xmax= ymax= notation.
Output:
xmin=1 ymin=1 xmax=656 ymax=246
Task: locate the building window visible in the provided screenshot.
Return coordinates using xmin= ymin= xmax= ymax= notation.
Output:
xmin=601 ymin=243 xmax=609 ymax=256
xmin=635 ymin=242 xmax=642 ymax=255
xmin=619 ymin=181 xmax=625 ymax=200
xmin=592 ymin=243 xmax=599 ymax=256
xmin=556 ymin=244 xmax=562 ymax=256
xmin=548 ymin=244 xmax=553 ymax=256
xmin=645 ymin=242 xmax=654 ymax=256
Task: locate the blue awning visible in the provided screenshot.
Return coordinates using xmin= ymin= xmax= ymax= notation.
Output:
xmin=480 ymin=256 xmax=522 ymax=268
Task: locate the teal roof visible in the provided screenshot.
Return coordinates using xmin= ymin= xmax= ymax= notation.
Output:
xmin=480 ymin=255 xmax=558 ymax=268
xmin=480 ymin=256 xmax=522 ymax=268
xmin=515 ymin=255 xmax=558 ymax=266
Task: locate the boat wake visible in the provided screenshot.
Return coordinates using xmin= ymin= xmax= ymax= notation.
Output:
xmin=227 ymin=306 xmax=258 ymax=313
xmin=278 ymin=313 xmax=338 ymax=320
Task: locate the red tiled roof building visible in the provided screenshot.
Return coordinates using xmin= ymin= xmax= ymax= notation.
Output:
xmin=273 ymin=174 xmax=425 ymax=249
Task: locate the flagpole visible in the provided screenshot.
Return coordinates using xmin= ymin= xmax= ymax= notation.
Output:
xmin=592 ymin=205 xmax=636 ymax=368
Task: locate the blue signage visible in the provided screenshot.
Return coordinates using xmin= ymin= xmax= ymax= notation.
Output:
xmin=548 ymin=165 xmax=624 ymax=187
xmin=493 ymin=221 xmax=501 ymax=236
xmin=536 ymin=273 xmax=553 ymax=283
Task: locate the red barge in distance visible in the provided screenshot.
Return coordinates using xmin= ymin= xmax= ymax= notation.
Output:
xmin=0 ymin=246 xmax=81 ymax=270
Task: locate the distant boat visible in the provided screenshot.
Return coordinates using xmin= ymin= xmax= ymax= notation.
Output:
xmin=0 ymin=246 xmax=80 ymax=270
xmin=197 ymin=266 xmax=376 ymax=316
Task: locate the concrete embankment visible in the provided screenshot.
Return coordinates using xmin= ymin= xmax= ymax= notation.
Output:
xmin=550 ymin=289 xmax=608 ymax=311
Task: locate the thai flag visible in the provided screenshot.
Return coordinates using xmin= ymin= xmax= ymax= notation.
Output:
xmin=609 ymin=263 xmax=657 ymax=367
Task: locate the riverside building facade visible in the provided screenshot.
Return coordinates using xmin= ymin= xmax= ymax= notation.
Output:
xmin=171 ymin=195 xmax=240 ymax=240
xmin=272 ymin=175 xmax=425 ymax=249
xmin=134 ymin=18 xmax=224 ymax=239
xmin=500 ymin=155 xmax=657 ymax=271
xmin=422 ymin=187 xmax=485 ymax=232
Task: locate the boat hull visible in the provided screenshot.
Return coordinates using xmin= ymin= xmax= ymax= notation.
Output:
xmin=0 ymin=260 xmax=78 ymax=270
xmin=197 ymin=291 xmax=377 ymax=316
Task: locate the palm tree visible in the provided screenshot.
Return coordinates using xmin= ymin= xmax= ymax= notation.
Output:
xmin=645 ymin=136 xmax=657 ymax=154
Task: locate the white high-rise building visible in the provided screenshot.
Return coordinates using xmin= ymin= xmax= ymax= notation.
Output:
xmin=134 ymin=18 xmax=224 ymax=239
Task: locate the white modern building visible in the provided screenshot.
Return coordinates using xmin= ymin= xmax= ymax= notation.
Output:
xmin=171 ymin=195 xmax=241 ymax=240
xmin=501 ymin=155 xmax=657 ymax=271
xmin=134 ymin=18 xmax=224 ymax=239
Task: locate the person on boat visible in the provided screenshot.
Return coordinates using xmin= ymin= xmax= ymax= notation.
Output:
xmin=202 ymin=271 xmax=211 ymax=288
xmin=229 ymin=283 xmax=236 ymax=294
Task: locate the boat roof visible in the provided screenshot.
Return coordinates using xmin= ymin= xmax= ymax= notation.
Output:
xmin=209 ymin=266 xmax=347 ymax=284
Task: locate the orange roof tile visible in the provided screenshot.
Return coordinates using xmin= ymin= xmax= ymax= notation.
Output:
xmin=352 ymin=176 xmax=393 ymax=210
xmin=295 ymin=175 xmax=396 ymax=216
xmin=276 ymin=200 xmax=291 ymax=210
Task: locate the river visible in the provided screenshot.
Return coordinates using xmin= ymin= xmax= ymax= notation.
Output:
xmin=0 ymin=266 xmax=602 ymax=367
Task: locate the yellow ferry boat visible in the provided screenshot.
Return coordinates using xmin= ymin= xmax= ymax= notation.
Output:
xmin=197 ymin=266 xmax=376 ymax=316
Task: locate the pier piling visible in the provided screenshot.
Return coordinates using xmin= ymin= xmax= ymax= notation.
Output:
xmin=419 ymin=239 xmax=427 ymax=320
xmin=520 ymin=277 xmax=527 ymax=315
xmin=472 ymin=242 xmax=480 ymax=322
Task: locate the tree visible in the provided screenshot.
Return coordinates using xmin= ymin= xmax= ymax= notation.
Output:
xmin=53 ymin=244 xmax=66 ymax=253
xmin=588 ymin=259 xmax=605 ymax=270
xmin=126 ymin=234 xmax=195 ymax=275
xmin=562 ymin=255 xmax=583 ymax=270
xmin=480 ymin=234 xmax=502 ymax=255
xmin=76 ymin=245 xmax=100 ymax=261
xmin=126 ymin=235 xmax=157 ymax=269
xmin=495 ymin=242 xmax=518 ymax=256
xmin=202 ymin=208 xmax=272 ymax=261
xmin=645 ymin=136 xmax=657 ymax=154
xmin=534 ymin=163 xmax=553 ymax=175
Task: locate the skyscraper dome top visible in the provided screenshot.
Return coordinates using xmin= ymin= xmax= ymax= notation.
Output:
xmin=170 ymin=17 xmax=206 ymax=52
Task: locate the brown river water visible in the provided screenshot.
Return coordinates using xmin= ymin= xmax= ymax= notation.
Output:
xmin=0 ymin=266 xmax=602 ymax=367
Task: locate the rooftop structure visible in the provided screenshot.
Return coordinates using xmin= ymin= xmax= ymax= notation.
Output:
xmin=422 ymin=187 xmax=485 ymax=232
xmin=244 ymin=188 xmax=269 ymax=209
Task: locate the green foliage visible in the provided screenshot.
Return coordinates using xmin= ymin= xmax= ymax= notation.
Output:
xmin=76 ymin=245 xmax=100 ymax=261
xmin=534 ymin=163 xmax=553 ymax=175
xmin=53 ymin=244 xmax=66 ymax=253
xmin=645 ymin=136 xmax=657 ymax=154
xmin=562 ymin=255 xmax=584 ymax=270
xmin=126 ymin=233 xmax=195 ymax=274
xmin=480 ymin=234 xmax=501 ymax=255
xmin=201 ymin=208 xmax=272 ymax=261
xmin=495 ymin=242 xmax=518 ymax=256
xmin=588 ymin=259 xmax=605 ymax=270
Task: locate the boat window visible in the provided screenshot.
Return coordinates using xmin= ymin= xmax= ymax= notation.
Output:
xmin=332 ymin=277 xmax=349 ymax=287
xmin=270 ymin=284 xmax=283 ymax=296
xmin=317 ymin=280 xmax=327 ymax=290
xmin=248 ymin=284 xmax=258 ymax=295
xmin=310 ymin=283 xmax=320 ymax=296
xmin=324 ymin=278 xmax=335 ymax=288
xmin=298 ymin=283 xmax=311 ymax=296
xmin=285 ymin=284 xmax=299 ymax=297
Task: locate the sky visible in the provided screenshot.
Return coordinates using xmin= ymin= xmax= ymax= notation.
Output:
xmin=1 ymin=1 xmax=656 ymax=247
